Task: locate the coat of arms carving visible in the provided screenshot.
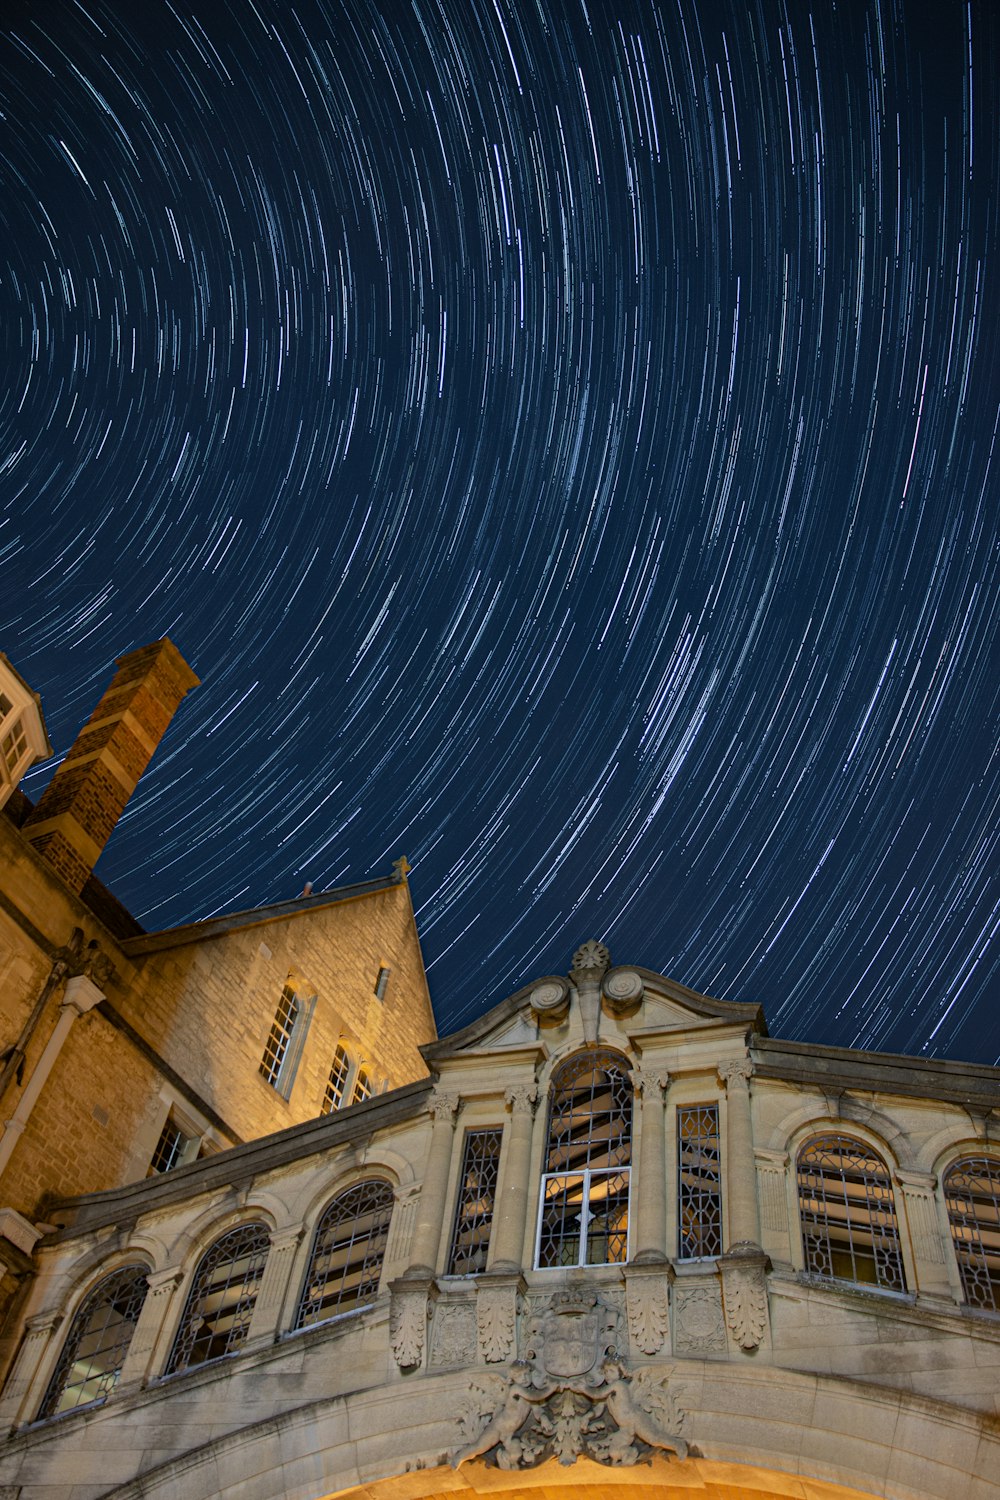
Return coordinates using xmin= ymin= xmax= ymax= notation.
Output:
xmin=452 ymin=1290 xmax=687 ymax=1470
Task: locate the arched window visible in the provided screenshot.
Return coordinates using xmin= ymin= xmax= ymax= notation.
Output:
xmin=322 ymin=1045 xmax=351 ymax=1114
xmin=166 ymin=1224 xmax=270 ymax=1375
xmin=295 ymin=1180 xmax=394 ymax=1328
xmin=37 ymin=1264 xmax=150 ymax=1419
xmin=797 ymin=1134 xmax=906 ymax=1291
xmin=536 ymin=1050 xmax=632 ymax=1268
xmin=944 ymin=1156 xmax=1000 ymax=1311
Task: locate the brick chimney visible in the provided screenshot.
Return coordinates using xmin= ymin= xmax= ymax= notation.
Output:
xmin=23 ymin=639 xmax=199 ymax=893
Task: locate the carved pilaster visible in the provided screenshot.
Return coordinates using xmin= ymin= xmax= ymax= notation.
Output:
xmin=719 ymin=1245 xmax=771 ymax=1353
xmin=245 ymin=1226 xmax=305 ymax=1346
xmin=894 ymin=1169 xmax=952 ymax=1299
xmin=117 ymin=1267 xmax=183 ymax=1391
xmin=389 ymin=1277 xmax=434 ymax=1371
xmin=754 ymin=1149 xmax=789 ymax=1233
xmin=406 ymin=1090 xmax=462 ymax=1277
xmin=384 ymin=1184 xmax=420 ymax=1269
xmin=488 ymin=1086 xmax=538 ymax=1271
xmin=624 ymin=1261 xmax=672 ymax=1356
xmin=0 ymin=1310 xmax=62 ymax=1429
xmin=717 ymin=1056 xmax=761 ymax=1251
xmin=475 ymin=1270 xmax=524 ymax=1363
xmin=631 ymin=1068 xmax=670 ymax=1263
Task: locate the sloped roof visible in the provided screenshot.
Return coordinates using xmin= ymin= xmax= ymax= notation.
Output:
xmin=121 ymin=870 xmax=406 ymax=955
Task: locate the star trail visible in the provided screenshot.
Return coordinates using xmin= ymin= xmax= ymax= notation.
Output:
xmin=3 ymin=0 xmax=999 ymax=1060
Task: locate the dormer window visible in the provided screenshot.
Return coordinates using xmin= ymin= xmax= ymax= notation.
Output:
xmin=536 ymin=1050 xmax=632 ymax=1268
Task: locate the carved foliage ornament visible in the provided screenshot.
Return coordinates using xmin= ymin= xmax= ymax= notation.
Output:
xmin=452 ymin=1291 xmax=687 ymax=1470
xmin=477 ymin=1285 xmax=518 ymax=1364
xmin=625 ymin=1274 xmax=670 ymax=1355
xmin=720 ymin=1253 xmax=769 ymax=1351
xmin=571 ymin=940 xmax=611 ymax=976
xmin=389 ymin=1284 xmax=428 ymax=1369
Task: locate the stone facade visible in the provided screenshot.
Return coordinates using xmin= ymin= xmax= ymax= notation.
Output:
xmin=0 ymin=941 xmax=995 ymax=1500
xmin=0 ymin=648 xmax=436 ymax=1372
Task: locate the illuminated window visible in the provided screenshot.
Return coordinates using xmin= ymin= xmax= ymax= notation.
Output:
xmin=295 ymin=1180 xmax=394 ymax=1328
xmin=166 ymin=1225 xmax=270 ymax=1374
xmin=944 ymin=1157 xmax=1000 ymax=1311
xmin=37 ymin=1265 xmax=149 ymax=1419
xmin=322 ymin=1045 xmax=352 ymax=1115
xmin=797 ymin=1135 xmax=905 ymax=1291
xmin=536 ymin=1050 xmax=631 ymax=1268
xmin=447 ymin=1128 xmax=503 ymax=1275
xmin=677 ymin=1104 xmax=723 ymax=1258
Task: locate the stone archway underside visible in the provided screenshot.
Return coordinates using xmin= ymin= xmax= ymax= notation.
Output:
xmin=330 ymin=1456 xmax=883 ymax=1500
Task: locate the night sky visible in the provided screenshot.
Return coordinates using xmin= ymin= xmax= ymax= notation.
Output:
xmin=3 ymin=1 xmax=999 ymax=1062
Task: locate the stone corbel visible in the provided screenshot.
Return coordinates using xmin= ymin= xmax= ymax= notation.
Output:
xmin=624 ymin=1261 xmax=673 ymax=1356
xmin=719 ymin=1244 xmax=771 ymax=1353
xmin=389 ymin=1276 xmax=435 ymax=1371
xmin=475 ymin=1270 xmax=524 ymax=1363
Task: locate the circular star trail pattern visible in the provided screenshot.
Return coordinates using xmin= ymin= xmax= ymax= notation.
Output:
xmin=2 ymin=1 xmax=999 ymax=1060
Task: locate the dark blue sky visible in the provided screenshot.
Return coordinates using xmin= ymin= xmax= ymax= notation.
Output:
xmin=3 ymin=0 xmax=999 ymax=1059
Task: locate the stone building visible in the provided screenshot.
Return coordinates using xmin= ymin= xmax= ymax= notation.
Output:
xmin=0 ymin=646 xmax=999 ymax=1500
xmin=0 ymin=935 xmax=997 ymax=1500
xmin=0 ymin=642 xmax=435 ymax=1350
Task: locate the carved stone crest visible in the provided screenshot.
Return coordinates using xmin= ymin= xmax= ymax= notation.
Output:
xmin=452 ymin=1290 xmax=687 ymax=1470
xmin=452 ymin=1356 xmax=687 ymax=1469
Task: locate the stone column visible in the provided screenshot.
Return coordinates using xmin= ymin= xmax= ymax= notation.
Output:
xmin=487 ymin=1084 xmax=538 ymax=1272
xmin=717 ymin=1057 xmax=770 ymax=1352
xmin=717 ymin=1058 xmax=760 ymax=1250
xmin=0 ymin=1310 xmax=62 ymax=1431
xmin=894 ymin=1170 xmax=953 ymax=1300
xmin=631 ymin=1067 xmax=670 ymax=1263
xmin=245 ymin=1226 xmax=305 ymax=1347
xmin=116 ymin=1267 xmax=184 ymax=1392
xmin=405 ymin=1090 xmax=462 ymax=1277
xmin=0 ymin=976 xmax=105 ymax=1176
xmin=755 ymin=1148 xmax=791 ymax=1263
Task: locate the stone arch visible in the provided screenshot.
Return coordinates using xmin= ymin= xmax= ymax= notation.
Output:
xmin=88 ymin=1364 xmax=997 ymax=1500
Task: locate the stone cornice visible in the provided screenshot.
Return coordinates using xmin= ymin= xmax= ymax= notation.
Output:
xmin=752 ymin=1036 xmax=1000 ymax=1107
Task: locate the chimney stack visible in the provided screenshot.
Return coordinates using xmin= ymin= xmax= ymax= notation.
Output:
xmin=24 ymin=639 xmax=199 ymax=893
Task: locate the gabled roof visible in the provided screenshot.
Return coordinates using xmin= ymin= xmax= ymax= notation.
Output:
xmin=121 ymin=870 xmax=407 ymax=956
xmin=422 ymin=962 xmax=765 ymax=1063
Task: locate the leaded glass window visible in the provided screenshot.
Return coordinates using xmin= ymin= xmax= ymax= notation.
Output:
xmin=944 ymin=1156 xmax=1000 ymax=1311
xmin=259 ymin=985 xmax=299 ymax=1087
xmin=38 ymin=1264 xmax=149 ymax=1419
xmin=797 ymin=1135 xmax=906 ymax=1291
xmin=321 ymin=1045 xmax=351 ymax=1114
xmin=677 ymin=1104 xmax=723 ymax=1258
xmin=536 ymin=1050 xmax=631 ymax=1268
xmin=295 ymin=1180 xmax=394 ymax=1327
xmin=166 ymin=1224 xmax=270 ymax=1374
xmin=447 ymin=1129 xmax=503 ymax=1275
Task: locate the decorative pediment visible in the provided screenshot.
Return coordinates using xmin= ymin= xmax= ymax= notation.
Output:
xmin=422 ymin=948 xmax=764 ymax=1065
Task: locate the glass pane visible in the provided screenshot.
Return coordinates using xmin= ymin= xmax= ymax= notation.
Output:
xmin=39 ymin=1265 xmax=150 ymax=1419
xmin=260 ymin=988 xmax=298 ymax=1085
xmin=322 ymin=1046 xmax=350 ymax=1114
xmin=447 ymin=1129 xmax=503 ymax=1275
xmin=585 ymin=1170 xmax=629 ymax=1265
xmin=945 ymin=1157 xmax=1000 ymax=1311
xmin=797 ymin=1136 xmax=905 ymax=1291
xmin=297 ymin=1181 xmax=394 ymax=1327
xmin=677 ymin=1105 xmax=722 ymax=1258
xmin=545 ymin=1051 xmax=632 ymax=1174
xmin=538 ymin=1174 xmax=585 ymax=1267
xmin=167 ymin=1225 xmax=270 ymax=1374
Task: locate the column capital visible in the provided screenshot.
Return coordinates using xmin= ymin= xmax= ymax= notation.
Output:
xmin=503 ymin=1083 xmax=538 ymax=1115
xmin=717 ymin=1057 xmax=753 ymax=1090
xmin=429 ymin=1089 xmax=462 ymax=1123
xmin=631 ymin=1067 xmax=670 ymax=1099
xmin=24 ymin=1308 xmax=63 ymax=1336
xmin=145 ymin=1266 xmax=184 ymax=1296
xmin=894 ymin=1168 xmax=938 ymax=1193
xmin=61 ymin=974 xmax=105 ymax=1016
